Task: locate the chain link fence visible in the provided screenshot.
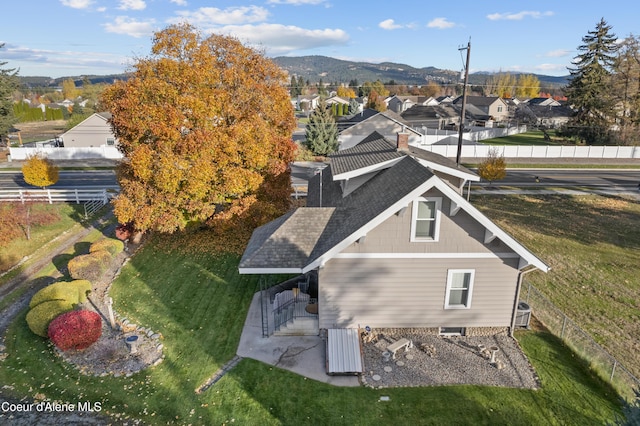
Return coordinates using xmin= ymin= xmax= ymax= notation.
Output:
xmin=522 ymin=281 xmax=640 ymax=401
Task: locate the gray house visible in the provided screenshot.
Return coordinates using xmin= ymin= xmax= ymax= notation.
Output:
xmin=454 ymin=96 xmax=510 ymax=123
xmin=60 ymin=112 xmax=117 ymax=148
xmin=337 ymin=109 xmax=422 ymax=150
xmin=240 ymin=131 xmax=548 ymax=344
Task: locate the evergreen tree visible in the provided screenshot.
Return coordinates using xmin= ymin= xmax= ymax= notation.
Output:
xmin=0 ymin=43 xmax=19 ymax=145
xmin=304 ymin=99 xmax=338 ymax=155
xmin=317 ymin=78 xmax=327 ymax=96
xmin=348 ymin=98 xmax=359 ymax=115
xmin=565 ymin=18 xmax=619 ymax=144
xmin=611 ymin=35 xmax=640 ymax=145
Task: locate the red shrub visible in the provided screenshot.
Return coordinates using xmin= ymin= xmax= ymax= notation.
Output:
xmin=115 ymin=222 xmax=133 ymax=241
xmin=48 ymin=310 xmax=102 ymax=351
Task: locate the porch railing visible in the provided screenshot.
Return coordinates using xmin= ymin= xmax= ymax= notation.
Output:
xmin=260 ymin=274 xmax=316 ymax=337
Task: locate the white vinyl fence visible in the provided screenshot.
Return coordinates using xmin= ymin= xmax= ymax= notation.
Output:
xmin=9 ymin=146 xmax=123 ymax=160
xmin=0 ymin=188 xmax=113 ymax=204
xmin=416 ymin=143 xmax=640 ymax=159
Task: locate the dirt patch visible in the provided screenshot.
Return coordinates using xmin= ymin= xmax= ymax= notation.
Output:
xmin=10 ymin=120 xmax=67 ymax=144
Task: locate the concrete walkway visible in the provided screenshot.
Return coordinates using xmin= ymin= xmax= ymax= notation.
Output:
xmin=236 ymin=292 xmax=359 ymax=387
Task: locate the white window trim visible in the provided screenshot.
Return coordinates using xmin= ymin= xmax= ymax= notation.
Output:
xmin=410 ymin=197 xmax=442 ymax=242
xmin=444 ymin=269 xmax=475 ymax=309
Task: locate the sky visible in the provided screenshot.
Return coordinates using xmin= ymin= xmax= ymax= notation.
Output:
xmin=1 ymin=0 xmax=638 ymax=79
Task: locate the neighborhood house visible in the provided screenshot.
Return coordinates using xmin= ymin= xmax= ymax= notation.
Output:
xmin=60 ymin=112 xmax=117 ymax=148
xmin=239 ymin=130 xmax=549 ymax=373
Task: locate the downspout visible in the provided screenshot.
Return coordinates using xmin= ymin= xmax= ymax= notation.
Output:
xmin=509 ymin=265 xmax=537 ymax=337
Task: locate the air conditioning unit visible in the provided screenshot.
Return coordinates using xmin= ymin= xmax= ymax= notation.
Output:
xmin=515 ymin=301 xmax=531 ymax=328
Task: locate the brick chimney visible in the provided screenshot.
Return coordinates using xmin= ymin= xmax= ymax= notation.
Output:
xmin=396 ymin=132 xmax=409 ymax=151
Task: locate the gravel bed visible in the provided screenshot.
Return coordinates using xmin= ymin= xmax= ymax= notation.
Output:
xmin=361 ymin=331 xmax=540 ymax=389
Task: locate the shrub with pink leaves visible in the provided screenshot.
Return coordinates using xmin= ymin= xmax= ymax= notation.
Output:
xmin=48 ymin=310 xmax=102 ymax=351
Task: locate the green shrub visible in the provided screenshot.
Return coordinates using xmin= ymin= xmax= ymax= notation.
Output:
xmin=29 ymin=280 xmax=92 ymax=309
xmin=68 ymin=250 xmax=112 ymax=281
xmin=26 ymin=300 xmax=75 ymax=337
xmin=89 ymin=238 xmax=124 ymax=257
xmin=48 ymin=310 xmax=102 ymax=351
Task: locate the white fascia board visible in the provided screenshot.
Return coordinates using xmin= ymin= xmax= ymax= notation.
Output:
xmin=332 ymin=157 xmax=404 ymax=181
xmin=431 ymin=179 xmax=550 ymax=273
xmin=302 ymin=175 xmax=441 ymax=273
xmin=414 ymin=157 xmax=480 ymax=182
xmin=334 ymin=252 xmax=519 ymax=259
xmin=238 ymin=267 xmax=303 ymax=275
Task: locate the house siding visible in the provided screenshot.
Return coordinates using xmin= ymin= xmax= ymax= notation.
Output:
xmin=341 ymin=188 xmax=515 ymax=255
xmin=61 ymin=114 xmax=116 ymax=148
xmin=339 ymin=116 xmax=421 ymax=150
xmin=318 ymin=187 xmax=522 ymax=330
xmin=318 ymin=256 xmax=519 ymax=329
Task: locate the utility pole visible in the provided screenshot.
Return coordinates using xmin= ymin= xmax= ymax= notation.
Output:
xmin=456 ymin=40 xmax=471 ymax=166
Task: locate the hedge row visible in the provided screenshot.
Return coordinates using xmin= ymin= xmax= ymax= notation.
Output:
xmin=68 ymin=250 xmax=111 ymax=282
xmin=26 ymin=299 xmax=76 ymax=337
xmin=68 ymin=238 xmax=123 ymax=281
xmin=29 ymin=280 xmax=91 ymax=309
xmin=25 ymin=238 xmax=122 ymax=349
xmin=89 ymin=238 xmax=124 ymax=256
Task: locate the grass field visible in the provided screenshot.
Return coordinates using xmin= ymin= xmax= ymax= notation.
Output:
xmin=0 ymin=225 xmax=626 ymax=424
xmin=0 ymin=203 xmax=86 ymax=278
xmin=482 ymin=130 xmax=569 ymax=146
xmin=473 ymin=193 xmax=640 ymax=380
xmin=1 ymin=192 xmax=638 ymax=423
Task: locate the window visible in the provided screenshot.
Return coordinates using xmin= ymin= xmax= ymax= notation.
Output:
xmin=445 ymin=269 xmax=475 ymax=309
xmin=497 ymin=105 xmax=503 ymax=113
xmin=106 ymin=137 xmax=115 ymax=146
xmin=410 ymin=197 xmax=441 ymax=242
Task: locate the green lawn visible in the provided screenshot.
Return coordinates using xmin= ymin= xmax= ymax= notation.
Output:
xmin=0 ymin=231 xmax=624 ymax=424
xmin=0 ymin=203 xmax=86 ymax=280
xmin=481 ymin=130 xmax=567 ymax=146
xmin=473 ymin=193 xmax=640 ymax=381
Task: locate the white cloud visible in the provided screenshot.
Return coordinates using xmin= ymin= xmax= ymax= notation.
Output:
xmin=427 ymin=17 xmax=455 ymax=29
xmin=171 ymin=6 xmax=269 ymax=26
xmin=379 ymin=19 xmax=402 ymax=30
xmin=487 ymin=11 xmax=554 ymax=21
xmin=103 ymin=16 xmax=157 ymax=38
xmin=170 ymin=0 xmax=187 ymax=5
xmin=60 ymin=0 xmax=94 ymax=9
xmin=208 ymin=24 xmax=349 ymax=55
xmin=2 ymin=43 xmax=130 ymax=76
xmin=267 ymin=0 xmax=326 ymax=4
xmin=545 ymin=49 xmax=570 ymax=58
xmin=535 ymin=63 xmax=566 ymax=73
xmin=118 ymin=0 xmax=146 ymax=11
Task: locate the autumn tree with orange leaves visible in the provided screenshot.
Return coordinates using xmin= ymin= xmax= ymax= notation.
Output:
xmin=101 ymin=24 xmax=296 ymax=238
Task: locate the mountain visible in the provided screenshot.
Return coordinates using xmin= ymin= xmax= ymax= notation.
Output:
xmin=19 ymin=74 xmax=129 ymax=88
xmin=17 ymin=56 xmax=569 ymax=90
xmin=273 ymin=55 xmax=569 ymax=89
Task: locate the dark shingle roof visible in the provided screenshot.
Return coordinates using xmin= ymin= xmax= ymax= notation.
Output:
xmin=239 ymin=208 xmax=336 ymax=269
xmin=240 ymin=156 xmax=433 ymax=270
xmin=408 ymin=145 xmax=477 ymax=177
xmin=307 ymin=156 xmax=433 ymax=264
xmin=330 ymin=131 xmax=402 ymax=177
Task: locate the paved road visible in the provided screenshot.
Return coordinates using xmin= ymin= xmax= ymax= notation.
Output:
xmin=0 ymin=170 xmax=118 ymax=189
xmin=1 ymin=164 xmax=639 ymax=192
xmin=477 ymin=169 xmax=640 ymax=189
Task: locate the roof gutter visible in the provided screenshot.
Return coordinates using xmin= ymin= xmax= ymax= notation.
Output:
xmin=509 ymin=265 xmax=537 ymax=337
